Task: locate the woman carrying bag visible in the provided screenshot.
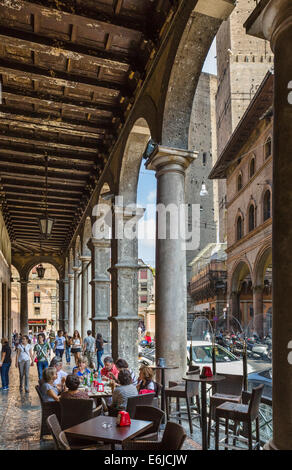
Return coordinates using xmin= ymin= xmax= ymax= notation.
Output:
xmin=15 ymin=335 xmax=34 ymax=393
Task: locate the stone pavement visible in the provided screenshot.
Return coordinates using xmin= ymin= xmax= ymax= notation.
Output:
xmin=0 ymin=353 xmax=204 ymax=451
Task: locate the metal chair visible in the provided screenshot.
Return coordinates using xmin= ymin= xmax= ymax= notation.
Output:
xmin=133 ymin=405 xmax=165 ymax=441
xmin=208 ymin=373 xmax=243 ymax=445
xmin=215 ymin=384 xmax=264 ymax=450
xmin=35 ymin=385 xmax=61 ymax=438
xmin=122 ymin=421 xmax=186 ymax=451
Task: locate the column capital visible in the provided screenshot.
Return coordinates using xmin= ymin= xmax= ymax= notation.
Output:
xmin=72 ymin=266 xmax=81 ymax=273
xmin=146 ymin=145 xmax=197 ymax=177
xmin=79 ymin=255 xmax=91 ymax=263
xmin=91 ymin=237 xmax=111 ymax=248
xmin=245 ymin=0 xmax=292 ymax=49
xmin=18 ymin=279 xmax=30 ymax=285
xmin=68 ymin=273 xmax=74 ymax=279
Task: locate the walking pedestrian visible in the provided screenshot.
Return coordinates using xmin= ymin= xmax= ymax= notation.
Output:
xmin=49 ymin=330 xmax=56 ymax=352
xmin=0 ymin=338 xmax=12 ymax=391
xmin=33 ymin=333 xmax=50 ymax=380
xmin=15 ymin=335 xmax=34 ymax=393
xmin=54 ymin=330 xmax=65 ymax=360
xmin=83 ymin=330 xmax=96 ymax=369
xmin=71 ymin=330 xmax=82 ymax=365
xmin=64 ymin=332 xmax=72 ymax=365
xmin=96 ymin=333 xmax=107 ymax=371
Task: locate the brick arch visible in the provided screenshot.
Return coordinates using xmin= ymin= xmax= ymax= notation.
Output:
xmin=230 ymin=258 xmax=253 ymax=293
xmin=254 ymin=244 xmax=272 ymax=287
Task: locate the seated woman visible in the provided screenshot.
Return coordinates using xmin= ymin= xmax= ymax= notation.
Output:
xmin=40 ymin=367 xmax=60 ymax=402
xmin=72 ymin=357 xmax=91 ymax=377
xmin=137 ymin=366 xmax=156 ymax=394
xmin=110 ymin=358 xmax=138 ymax=386
xmin=60 ymin=374 xmax=91 ymax=400
xmin=109 ymin=369 xmax=138 ymax=415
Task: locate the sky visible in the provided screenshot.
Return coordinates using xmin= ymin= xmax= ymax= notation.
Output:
xmin=137 ymin=41 xmax=217 ymax=267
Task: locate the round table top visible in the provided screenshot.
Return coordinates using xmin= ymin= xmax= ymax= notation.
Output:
xmin=151 ymin=365 xmax=179 ymax=370
xmin=182 ymin=374 xmax=226 ymax=383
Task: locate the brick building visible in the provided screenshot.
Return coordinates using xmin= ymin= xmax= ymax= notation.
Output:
xmin=210 ymin=71 xmax=273 ymax=329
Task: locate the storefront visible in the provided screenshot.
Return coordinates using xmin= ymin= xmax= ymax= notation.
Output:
xmin=28 ymin=319 xmax=47 ymax=333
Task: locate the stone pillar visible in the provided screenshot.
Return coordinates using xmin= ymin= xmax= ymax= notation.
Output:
xmin=146 ymin=146 xmax=196 ymax=381
xmin=19 ymin=279 xmax=29 ymax=335
xmin=68 ymin=273 xmax=74 ymax=335
xmin=246 ymin=0 xmax=292 ymax=450
xmin=230 ymin=291 xmax=240 ymax=323
xmin=73 ymin=266 xmax=81 ymax=333
xmin=253 ymin=285 xmax=264 ymax=337
xmin=80 ymin=256 xmax=91 ymax=338
xmin=90 ymin=238 xmax=111 ymax=343
xmin=57 ymin=279 xmax=65 ymax=331
xmin=63 ymin=278 xmax=69 ymax=333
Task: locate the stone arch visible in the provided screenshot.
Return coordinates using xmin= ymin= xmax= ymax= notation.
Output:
xmin=118 ymin=117 xmax=151 ymax=205
xmin=231 ymin=259 xmax=253 ymax=293
xmin=161 ymin=5 xmax=233 ymax=149
xmin=21 ymin=257 xmax=63 ymax=281
xmin=254 ymin=244 xmax=272 ymax=287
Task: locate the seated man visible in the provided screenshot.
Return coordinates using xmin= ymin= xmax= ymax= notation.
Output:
xmin=100 ymin=356 xmax=119 ymax=380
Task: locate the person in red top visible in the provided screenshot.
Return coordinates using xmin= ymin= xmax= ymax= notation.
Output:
xmin=100 ymin=356 xmax=119 ymax=380
xmin=144 ymin=331 xmax=152 ymax=344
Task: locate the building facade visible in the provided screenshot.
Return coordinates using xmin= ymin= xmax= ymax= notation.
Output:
xmin=11 ymin=263 xmax=59 ymax=333
xmin=138 ymin=259 xmax=154 ymax=329
xmin=210 ymin=72 xmax=273 ymax=330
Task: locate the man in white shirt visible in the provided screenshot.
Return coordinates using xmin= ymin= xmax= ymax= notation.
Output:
xmin=54 ymin=330 xmax=65 ymax=360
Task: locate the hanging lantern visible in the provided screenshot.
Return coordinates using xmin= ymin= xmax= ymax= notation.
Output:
xmin=39 ymin=216 xmax=54 ymax=239
xmin=36 ymin=264 xmax=46 ymax=279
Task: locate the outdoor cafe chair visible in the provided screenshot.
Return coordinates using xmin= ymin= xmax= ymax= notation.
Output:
xmin=133 ymin=405 xmax=165 ymax=441
xmin=60 ymin=397 xmax=102 ymax=430
xmin=47 ymin=414 xmax=99 ymax=450
xmin=35 ymin=385 xmax=61 ymax=438
xmin=122 ymin=421 xmax=186 ymax=451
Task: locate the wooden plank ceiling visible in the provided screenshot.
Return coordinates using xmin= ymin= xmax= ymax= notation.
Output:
xmin=0 ymin=0 xmax=173 ymax=255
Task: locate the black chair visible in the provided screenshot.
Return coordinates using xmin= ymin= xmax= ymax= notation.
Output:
xmin=208 ymin=373 xmax=243 ymax=445
xmin=165 ymin=375 xmax=200 ymax=434
xmin=123 ymin=422 xmax=186 ymax=451
xmin=133 ymin=405 xmax=165 ymax=441
xmin=126 ymin=393 xmax=157 ymax=418
xmin=35 ymin=385 xmax=61 ymax=438
xmin=60 ymin=397 xmax=101 ymax=430
xmin=47 ymin=413 xmax=100 ymax=450
xmin=215 ymin=384 xmax=264 ymax=450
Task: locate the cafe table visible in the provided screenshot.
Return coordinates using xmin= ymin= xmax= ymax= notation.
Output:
xmin=64 ymin=415 xmax=152 ymax=450
xmin=183 ymin=374 xmax=225 ymax=450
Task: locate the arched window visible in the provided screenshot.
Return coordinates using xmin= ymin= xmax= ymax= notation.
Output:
xmin=265 ymin=137 xmax=272 ymax=159
xmin=249 ymin=205 xmax=255 ymax=232
xmin=249 ymin=157 xmax=255 ymax=178
xmin=263 ymin=190 xmax=271 ymax=221
xmin=237 ymin=173 xmax=242 ymax=192
xmin=237 ymin=216 xmax=243 ymax=241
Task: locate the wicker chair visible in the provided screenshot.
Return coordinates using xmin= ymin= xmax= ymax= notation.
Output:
xmin=60 ymin=397 xmax=102 ymax=430
xmin=208 ymin=373 xmax=243 ymax=446
xmin=35 ymin=385 xmax=61 ymax=438
xmin=47 ymin=414 xmax=99 ymax=450
xmin=58 ymin=431 xmax=71 ymax=450
xmin=215 ymin=384 xmax=264 ymax=450
xmin=126 ymin=393 xmax=157 ymax=418
xmin=133 ymin=405 xmax=165 ymax=441
xmin=122 ymin=422 xmax=186 ymax=451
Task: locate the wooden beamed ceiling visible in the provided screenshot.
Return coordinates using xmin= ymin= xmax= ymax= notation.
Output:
xmin=0 ymin=0 xmax=174 ymax=255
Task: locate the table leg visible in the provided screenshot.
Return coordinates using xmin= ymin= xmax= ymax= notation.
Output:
xmin=201 ymin=382 xmax=208 ymax=450
xmin=161 ymin=368 xmax=166 ymax=425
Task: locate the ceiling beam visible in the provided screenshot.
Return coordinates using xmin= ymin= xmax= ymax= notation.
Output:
xmin=0 ymin=132 xmax=101 ymax=152
xmin=2 ymin=182 xmax=84 ymax=195
xmin=0 ymin=28 xmax=131 ymax=72
xmin=0 ymin=166 xmax=89 ymax=181
xmin=1 ymin=173 xmax=86 ymax=186
xmin=0 ymin=148 xmax=98 ymax=167
xmin=0 ymin=158 xmax=94 ymax=175
xmin=0 ymin=0 xmax=146 ymax=37
xmin=0 ymin=59 xmax=124 ymax=95
xmin=4 ymin=190 xmax=81 ymax=202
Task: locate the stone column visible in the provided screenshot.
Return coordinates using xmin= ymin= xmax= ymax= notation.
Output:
xmin=68 ymin=273 xmax=74 ymax=335
xmin=73 ymin=266 xmax=81 ymax=333
xmin=90 ymin=238 xmax=111 ymax=342
xmin=19 ymin=279 xmax=29 ymax=335
xmin=57 ymin=279 xmax=65 ymax=331
xmin=230 ymin=291 xmax=240 ymax=323
xmin=246 ymin=0 xmax=292 ymax=450
xmin=146 ymin=146 xmax=196 ymax=381
xmin=253 ymin=285 xmax=264 ymax=337
xmin=80 ymin=256 xmax=91 ymax=338
xmin=63 ymin=278 xmax=69 ymax=333
xmin=110 ymin=204 xmax=144 ymax=372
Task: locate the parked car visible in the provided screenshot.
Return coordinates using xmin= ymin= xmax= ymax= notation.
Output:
xmin=248 ymin=368 xmax=272 ymax=399
xmin=187 ymin=340 xmax=255 ymax=375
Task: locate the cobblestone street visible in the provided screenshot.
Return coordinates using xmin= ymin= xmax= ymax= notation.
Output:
xmin=0 ymin=354 xmax=202 ymax=451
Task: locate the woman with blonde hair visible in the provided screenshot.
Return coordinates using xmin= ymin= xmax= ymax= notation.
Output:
xmin=40 ymin=367 xmax=60 ymax=402
xmin=71 ymin=330 xmax=82 ymax=365
xmin=137 ymin=365 xmax=156 ymax=393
